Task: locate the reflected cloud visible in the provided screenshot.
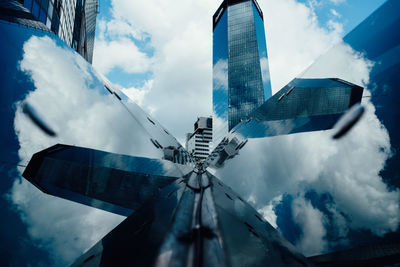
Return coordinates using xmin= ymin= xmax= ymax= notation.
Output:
xmin=260 ymin=57 xmax=271 ymax=84
xmin=9 ymin=35 xmax=163 ymax=265
xmin=213 ymin=59 xmax=228 ymax=91
xmin=301 ymin=41 xmax=374 ymax=87
xmin=214 ymin=40 xmax=400 ymax=256
xmin=212 ymin=110 xmax=228 ymax=148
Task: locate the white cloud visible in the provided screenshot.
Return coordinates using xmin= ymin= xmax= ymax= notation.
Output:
xmin=215 ymin=93 xmax=399 ymax=256
xmin=93 ymin=0 xmax=216 ymax=140
xmin=330 ymin=8 xmax=341 ymax=18
xmin=9 ymin=179 xmax=125 ymax=265
xmin=260 ymin=0 xmax=343 ymax=93
xmin=260 ymin=57 xmax=271 ymax=84
xmin=330 ymin=0 xmax=347 ymax=5
xmin=93 ymin=37 xmax=152 ymax=74
xmin=121 ymin=79 xmax=153 ymax=106
xmin=257 ymin=195 xmax=282 ymax=228
xmin=301 ymin=41 xmax=373 ymax=86
xmin=292 ymin=197 xmax=327 ymax=256
xmin=103 ymin=18 xmax=147 ymax=41
xmin=213 ymin=59 xmax=228 ymax=91
xmin=326 ymin=19 xmax=344 ymax=34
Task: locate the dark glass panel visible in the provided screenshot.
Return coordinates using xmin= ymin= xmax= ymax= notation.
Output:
xmin=209 ymin=174 xmax=310 ymax=266
xmin=31 ymin=0 xmax=39 ymax=17
xmin=23 ymin=144 xmax=183 ymax=216
xmin=71 ymin=178 xmax=186 ymax=266
xmin=24 ymin=0 xmax=33 ymax=10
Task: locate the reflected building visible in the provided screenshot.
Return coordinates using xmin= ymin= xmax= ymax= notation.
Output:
xmin=0 ymin=0 xmax=98 ymax=63
xmin=213 ymin=0 xmax=272 ymax=138
xmin=186 ymin=117 xmax=213 ymax=161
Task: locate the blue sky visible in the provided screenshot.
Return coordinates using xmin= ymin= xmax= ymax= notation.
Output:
xmin=298 ymin=0 xmax=386 ymax=35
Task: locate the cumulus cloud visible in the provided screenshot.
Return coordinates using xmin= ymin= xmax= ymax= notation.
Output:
xmin=93 ymin=37 xmax=152 ymax=75
xmin=213 ymin=59 xmax=228 ymax=91
xmin=93 ymin=0 xmax=216 ymax=140
xmin=260 ymin=57 xmax=271 ymax=84
xmin=257 ymin=195 xmax=281 ymax=228
xmin=292 ymin=197 xmax=327 ymax=256
xmin=261 ymin=0 xmax=342 ymax=93
xmin=9 ymin=179 xmax=125 ymax=265
xmin=121 ymin=79 xmax=153 ymax=106
xmin=216 ymin=97 xmax=399 ymax=254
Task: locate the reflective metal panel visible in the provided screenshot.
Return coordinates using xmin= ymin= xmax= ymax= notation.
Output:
xmin=299 ymin=0 xmax=400 ymax=189
xmin=71 ymin=177 xmax=186 ymax=267
xmin=208 ymin=0 xmax=400 ymax=260
xmin=0 ymin=19 xmax=192 ymax=262
xmin=23 ymin=144 xmax=184 ymax=216
xmin=0 ymin=20 xmax=191 ymax=170
xmin=209 ymin=174 xmax=311 ymax=266
xmin=207 ymin=78 xmax=363 ymax=168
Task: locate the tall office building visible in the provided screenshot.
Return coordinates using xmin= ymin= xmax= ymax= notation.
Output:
xmin=213 ymin=0 xmax=272 ymax=135
xmin=186 ymin=117 xmax=213 ymax=161
xmin=1 ymin=0 xmax=98 ymax=63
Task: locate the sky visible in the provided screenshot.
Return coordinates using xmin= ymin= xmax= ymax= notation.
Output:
xmin=92 ymin=0 xmax=385 ymax=144
xmin=3 ymin=0 xmax=397 ymax=266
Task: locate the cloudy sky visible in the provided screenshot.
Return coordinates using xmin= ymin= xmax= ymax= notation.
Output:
xmin=6 ymin=0 xmax=399 ymax=266
xmin=92 ymin=0 xmax=385 ymax=143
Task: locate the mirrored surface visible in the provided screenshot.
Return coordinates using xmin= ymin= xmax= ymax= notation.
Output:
xmin=0 ymin=18 xmax=192 ymax=264
xmin=207 ymin=78 xmax=363 ymax=168
xmin=23 ymin=144 xmax=185 ymax=216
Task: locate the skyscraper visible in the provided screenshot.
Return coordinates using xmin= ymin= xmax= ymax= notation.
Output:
xmin=213 ymin=0 xmax=272 ymax=137
xmin=1 ymin=0 xmax=98 ymax=63
xmin=186 ymin=117 xmax=213 ymax=161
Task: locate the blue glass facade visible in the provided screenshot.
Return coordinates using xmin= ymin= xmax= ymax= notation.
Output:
xmin=343 ymin=0 xmax=400 ymax=190
xmin=23 ymin=0 xmax=61 ymax=33
xmin=212 ymin=6 xmax=229 ymax=144
xmin=213 ymin=0 xmax=272 ymax=138
xmin=19 ymin=0 xmax=98 ymax=62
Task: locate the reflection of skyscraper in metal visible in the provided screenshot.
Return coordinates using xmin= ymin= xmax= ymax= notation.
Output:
xmin=213 ymin=0 xmax=272 ymax=136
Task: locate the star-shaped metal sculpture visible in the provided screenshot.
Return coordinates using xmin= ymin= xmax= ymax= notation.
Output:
xmin=22 ymin=73 xmax=363 ymax=266
xmin=6 ymin=0 xmax=400 ymax=266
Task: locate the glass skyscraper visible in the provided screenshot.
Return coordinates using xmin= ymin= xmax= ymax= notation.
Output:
xmin=7 ymin=0 xmax=99 ymax=63
xmin=213 ymin=0 xmax=272 ymax=137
